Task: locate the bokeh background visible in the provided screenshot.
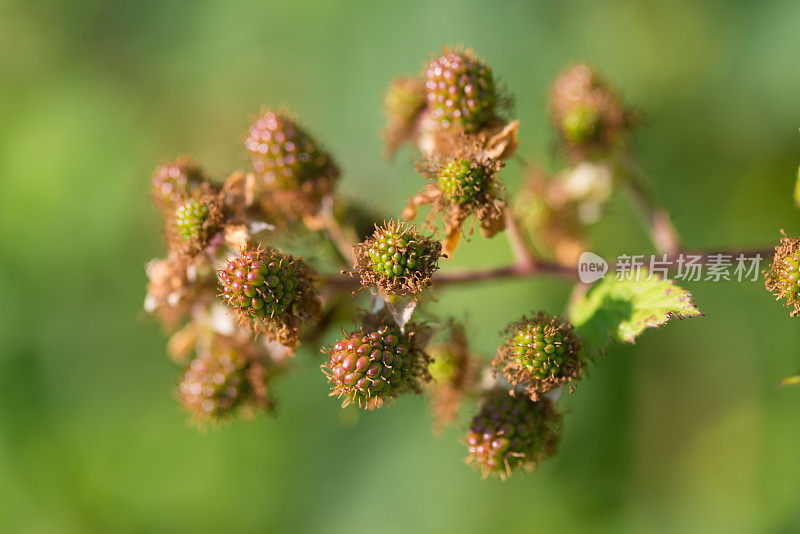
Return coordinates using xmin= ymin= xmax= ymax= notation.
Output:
xmin=1 ymin=0 xmax=799 ymax=532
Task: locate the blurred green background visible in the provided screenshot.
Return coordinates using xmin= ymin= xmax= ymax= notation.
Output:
xmin=1 ymin=0 xmax=799 ymax=532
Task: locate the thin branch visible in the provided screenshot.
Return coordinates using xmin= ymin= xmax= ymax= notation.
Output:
xmin=319 ymin=246 xmax=774 ymax=290
xmin=503 ymin=212 xmax=537 ymax=269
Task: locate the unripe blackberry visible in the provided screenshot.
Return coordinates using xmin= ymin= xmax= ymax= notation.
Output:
xmin=550 ymin=64 xmax=633 ymax=160
xmin=218 ymin=246 xmax=320 ymax=346
xmin=245 ymin=110 xmax=339 ymax=193
xmin=151 ymin=157 xmax=206 ymax=211
xmin=175 ymin=199 xmax=212 ymax=241
xmin=466 ymin=390 xmax=562 ymax=479
xmin=426 ymin=49 xmax=497 ymax=132
xmin=493 ymin=312 xmax=583 ymax=401
xmin=561 ymin=106 xmax=601 ymax=145
xmin=322 ymin=320 xmax=429 ymax=409
xmin=427 ymin=324 xmax=477 ymax=434
xmin=437 ymin=158 xmax=489 ymax=206
xmin=180 ymin=348 xmax=249 ymax=421
xmin=384 ymin=77 xmax=427 ymax=157
xmin=352 ymin=220 xmax=442 ymax=296
xmin=220 ymin=247 xmax=299 ymax=319
xmin=765 ymin=233 xmax=800 ymax=316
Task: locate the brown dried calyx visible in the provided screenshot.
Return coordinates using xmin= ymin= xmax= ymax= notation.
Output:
xmin=427 ymin=323 xmax=480 ymax=434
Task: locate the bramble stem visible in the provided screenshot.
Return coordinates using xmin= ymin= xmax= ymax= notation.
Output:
xmin=616 ymin=153 xmax=681 ymax=255
xmin=319 ymin=246 xmax=774 ymax=290
xmin=503 ymin=212 xmax=537 ymax=269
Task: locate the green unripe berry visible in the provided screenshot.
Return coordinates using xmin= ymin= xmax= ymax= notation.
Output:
xmin=437 ymin=158 xmax=488 ymax=205
xmin=426 ymin=50 xmax=497 ymax=133
xmin=511 ymin=322 xmax=568 ymax=380
xmin=367 ymin=227 xmax=422 ymax=280
xmin=562 ymin=106 xmax=601 ymax=144
xmin=175 ymin=199 xmax=211 ymax=242
xmin=494 ymin=312 xmax=582 ymax=400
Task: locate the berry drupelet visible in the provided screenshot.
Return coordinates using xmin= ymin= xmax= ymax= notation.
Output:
xmin=426 ymin=49 xmax=497 ymax=133
xmin=466 ymin=390 xmax=562 ymax=479
xmin=493 ymin=312 xmax=583 ymax=400
xmin=322 ymin=320 xmax=429 ymax=409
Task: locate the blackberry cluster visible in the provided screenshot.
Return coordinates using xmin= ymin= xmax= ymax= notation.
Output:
xmin=175 ymin=199 xmax=212 ymax=242
xmin=245 ymin=111 xmax=337 ymax=190
xmin=426 ymin=50 xmax=497 ymax=132
xmin=437 ymin=158 xmax=488 ymax=205
xmin=466 ymin=390 xmax=560 ymax=479
xmin=179 ymin=349 xmax=249 ymax=421
xmin=219 ymin=247 xmax=299 ymax=320
xmin=323 ymin=323 xmax=418 ymax=408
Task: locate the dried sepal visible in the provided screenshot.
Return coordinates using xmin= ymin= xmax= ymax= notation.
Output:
xmin=493 ymin=312 xmax=584 ymax=401
xmin=351 ymin=219 xmax=442 ymax=297
xmin=764 ymin=232 xmax=800 ymax=316
xmin=550 ymin=64 xmax=635 ymax=162
xmin=144 ymin=255 xmax=215 ymax=331
xmin=321 ymin=311 xmax=431 ymax=409
xmin=383 ymin=76 xmax=428 ymax=159
xmin=465 ymin=389 xmax=562 ymax=480
xmin=179 ymin=334 xmax=274 ymax=425
xmin=217 ymin=245 xmax=321 ymax=350
xmin=427 ymin=323 xmax=480 ymax=434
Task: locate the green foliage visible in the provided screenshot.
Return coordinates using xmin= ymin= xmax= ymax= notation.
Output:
xmin=568 ymin=272 xmax=703 ymax=355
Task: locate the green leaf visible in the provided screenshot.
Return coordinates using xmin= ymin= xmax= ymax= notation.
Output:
xmin=568 ymin=273 xmax=703 ymax=355
xmin=779 ymin=372 xmax=800 ymax=387
xmin=794 ymin=165 xmax=800 ymax=208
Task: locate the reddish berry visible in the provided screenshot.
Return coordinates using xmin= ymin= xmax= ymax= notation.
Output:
xmin=245 ymin=111 xmax=338 ymax=191
xmin=180 ymin=349 xmax=249 ymax=421
xmin=323 ymin=321 xmax=427 ymax=409
xmin=466 ymin=390 xmax=561 ymax=479
xmin=219 ymin=247 xmax=299 ymax=320
xmin=426 ymin=49 xmax=497 ymax=132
